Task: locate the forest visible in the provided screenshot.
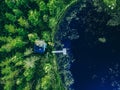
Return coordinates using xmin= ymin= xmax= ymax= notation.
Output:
xmin=0 ymin=0 xmax=120 ymax=90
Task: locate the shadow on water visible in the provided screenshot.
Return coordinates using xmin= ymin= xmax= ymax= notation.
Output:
xmin=68 ymin=2 xmax=120 ymax=90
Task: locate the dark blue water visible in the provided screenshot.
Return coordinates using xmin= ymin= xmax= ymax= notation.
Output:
xmin=57 ymin=2 xmax=120 ymax=90
xmin=68 ymin=3 xmax=120 ymax=90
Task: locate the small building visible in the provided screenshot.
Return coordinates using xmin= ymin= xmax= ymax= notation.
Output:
xmin=34 ymin=40 xmax=47 ymax=54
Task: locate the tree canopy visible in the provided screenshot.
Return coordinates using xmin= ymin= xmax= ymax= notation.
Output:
xmin=0 ymin=0 xmax=120 ymax=90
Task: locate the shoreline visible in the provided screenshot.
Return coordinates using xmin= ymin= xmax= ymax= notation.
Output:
xmin=53 ymin=1 xmax=84 ymax=89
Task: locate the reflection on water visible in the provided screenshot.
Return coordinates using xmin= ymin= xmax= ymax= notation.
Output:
xmin=58 ymin=2 xmax=120 ymax=90
xmin=69 ymin=3 xmax=120 ymax=90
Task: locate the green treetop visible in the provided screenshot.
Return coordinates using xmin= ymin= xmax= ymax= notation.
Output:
xmin=5 ymin=12 xmax=16 ymax=22
xmin=103 ymin=0 xmax=116 ymax=9
xmin=28 ymin=9 xmax=40 ymax=26
xmin=18 ymin=17 xmax=29 ymax=28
